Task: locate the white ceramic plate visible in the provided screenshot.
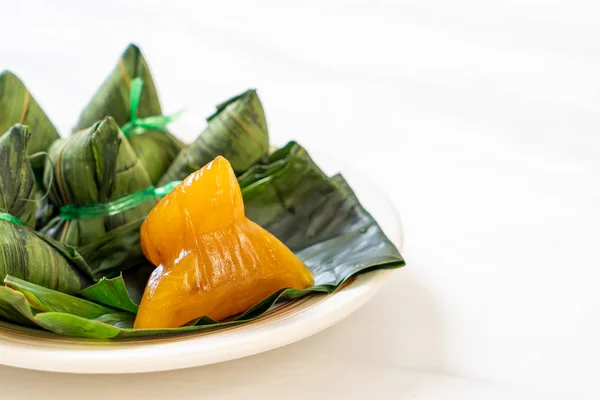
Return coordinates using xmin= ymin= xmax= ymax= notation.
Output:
xmin=0 ymin=151 xmax=404 ymax=374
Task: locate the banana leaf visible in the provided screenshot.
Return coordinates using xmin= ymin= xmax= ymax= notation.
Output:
xmin=0 ymin=71 xmax=60 ymax=179
xmin=73 ymin=44 xmax=182 ymax=184
xmin=79 ymin=262 xmax=154 ymax=313
xmin=0 ymin=289 xmax=38 ymax=329
xmin=240 ymin=141 xmax=329 ymax=227
xmin=158 ymin=89 xmax=269 ymax=185
xmin=73 ymin=219 xmax=148 ymax=281
xmin=0 ymin=284 xmax=134 ymax=334
xmin=0 ymin=157 xmax=404 ymax=337
xmin=0 ymin=125 xmax=91 ymax=293
xmin=41 ymin=116 xmax=157 ymax=280
xmin=4 ymin=275 xmax=118 ymax=318
xmin=80 ymin=275 xmax=139 ymax=314
xmin=237 ymin=141 xmax=301 ymax=188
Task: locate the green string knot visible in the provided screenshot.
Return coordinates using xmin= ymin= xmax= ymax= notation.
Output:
xmin=120 ymin=78 xmax=183 ymax=137
xmin=0 ymin=212 xmax=25 ymax=226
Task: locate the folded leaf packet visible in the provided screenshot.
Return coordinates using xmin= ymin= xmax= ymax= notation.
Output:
xmin=0 ymin=125 xmax=91 ymax=294
xmin=0 ymin=71 xmax=60 ymax=179
xmin=41 ymin=117 xmax=157 ymax=280
xmin=73 ymin=44 xmax=182 ymax=184
xmin=158 ymin=89 xmax=269 ymax=185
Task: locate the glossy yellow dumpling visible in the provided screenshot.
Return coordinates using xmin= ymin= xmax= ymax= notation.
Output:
xmin=134 ymin=156 xmax=314 ymax=329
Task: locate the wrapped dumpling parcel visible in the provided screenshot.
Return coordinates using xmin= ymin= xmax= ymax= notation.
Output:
xmin=0 ymin=124 xmax=91 ymax=293
xmin=42 ymin=117 xmax=158 ymax=280
xmin=73 ymin=44 xmax=182 ymax=184
xmin=158 ymin=89 xmax=269 ymax=185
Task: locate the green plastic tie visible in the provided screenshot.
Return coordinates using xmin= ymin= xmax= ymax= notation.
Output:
xmin=120 ymin=78 xmax=183 ymax=137
xmin=59 ymin=181 xmax=181 ymax=221
xmin=0 ymin=212 xmax=25 ymax=226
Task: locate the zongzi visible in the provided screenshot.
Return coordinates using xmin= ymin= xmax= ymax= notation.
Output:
xmin=73 ymin=44 xmax=182 ymax=184
xmin=157 ymin=89 xmax=269 ymax=185
xmin=135 ymin=156 xmax=314 ymax=329
xmin=0 ymin=70 xmax=60 ymax=179
xmin=41 ymin=116 xmax=157 ymax=280
xmin=0 ymin=124 xmax=90 ymax=293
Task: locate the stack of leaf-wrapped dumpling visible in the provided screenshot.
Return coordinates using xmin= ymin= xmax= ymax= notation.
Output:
xmin=0 ymin=42 xmax=408 ymax=339
xmin=1 ymin=44 xmax=276 ymax=291
xmin=37 ymin=44 xmax=189 ymax=280
xmin=0 ymin=125 xmax=91 ymax=294
xmin=41 ymin=117 xmax=157 ymax=280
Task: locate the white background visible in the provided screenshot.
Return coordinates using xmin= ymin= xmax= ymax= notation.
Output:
xmin=0 ymin=0 xmax=598 ymax=398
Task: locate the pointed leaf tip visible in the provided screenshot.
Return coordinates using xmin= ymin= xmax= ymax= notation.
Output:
xmin=124 ymin=43 xmax=142 ymax=56
xmin=206 ymin=88 xmax=260 ymax=122
xmin=0 ymin=70 xmax=21 ymax=85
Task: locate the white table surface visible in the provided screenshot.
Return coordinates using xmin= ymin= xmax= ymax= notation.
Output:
xmin=0 ymin=1 xmax=597 ymax=398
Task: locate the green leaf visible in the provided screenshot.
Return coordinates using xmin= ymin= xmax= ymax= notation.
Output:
xmin=69 ymin=217 xmax=147 ymax=281
xmin=0 ymin=290 xmax=38 ymax=328
xmin=158 ymin=89 xmax=269 ymax=185
xmin=36 ymin=313 xmax=127 ymax=337
xmin=4 ymin=275 xmax=117 ymax=318
xmin=0 ymin=278 xmax=134 ymax=337
xmin=73 ymin=44 xmax=182 ymax=184
xmin=0 ymin=286 xmax=128 ymax=338
xmin=241 ymin=141 xmax=329 ymax=227
xmin=0 ymin=71 xmax=60 ymax=176
xmin=41 ymin=117 xmax=157 ymax=280
xmin=237 ymin=141 xmax=299 ymax=188
xmin=80 ymin=275 xmax=140 ymax=314
xmin=77 ymin=261 xmax=154 ymax=313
